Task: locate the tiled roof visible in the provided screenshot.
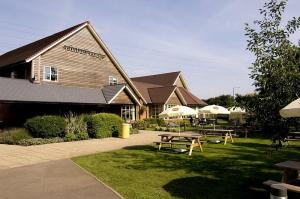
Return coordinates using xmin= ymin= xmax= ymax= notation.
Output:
xmin=177 ymin=87 xmax=207 ymax=106
xmin=102 ymin=84 xmax=125 ymax=102
xmin=0 ymin=77 xmax=106 ymax=104
xmin=0 ymin=22 xmax=86 ymax=68
xmin=131 ymin=71 xmax=180 ymax=87
xmin=148 ymin=86 xmax=176 ymax=104
xmin=131 ymin=72 xmax=206 ymax=106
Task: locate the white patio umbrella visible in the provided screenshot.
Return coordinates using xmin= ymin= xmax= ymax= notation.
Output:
xmin=199 ymin=105 xmax=230 ymax=129
xmin=159 ymin=105 xmax=197 ymax=134
xmin=279 ymin=98 xmax=300 ymax=118
xmin=229 ymin=107 xmax=246 ymax=123
xmin=199 ymin=105 xmax=230 ymax=115
xmin=159 ymin=105 xmax=197 ymax=118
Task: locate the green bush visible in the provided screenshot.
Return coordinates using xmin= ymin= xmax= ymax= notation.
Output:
xmin=132 ymin=120 xmax=146 ymax=130
xmin=17 ymin=137 xmax=64 ymax=146
xmin=144 ymin=118 xmax=166 ymax=127
xmin=64 ymin=112 xmax=87 ymax=135
xmin=64 ymin=133 xmax=77 ymax=142
xmin=24 ymin=115 xmax=66 ymax=138
xmin=86 ymin=113 xmax=123 ymax=138
xmin=0 ymin=128 xmax=32 ymax=145
xmin=76 ymin=132 xmax=89 ymax=140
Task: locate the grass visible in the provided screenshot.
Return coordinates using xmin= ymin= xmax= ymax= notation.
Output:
xmin=73 ymin=138 xmax=300 ymax=199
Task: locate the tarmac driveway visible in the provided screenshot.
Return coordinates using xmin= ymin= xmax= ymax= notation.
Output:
xmin=0 ymin=159 xmax=122 ymax=199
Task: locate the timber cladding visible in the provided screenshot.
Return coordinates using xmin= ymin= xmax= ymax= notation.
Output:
xmin=33 ymin=27 xmax=125 ymax=88
xmin=166 ymin=92 xmax=182 ymax=105
xmin=111 ymin=90 xmax=134 ymax=104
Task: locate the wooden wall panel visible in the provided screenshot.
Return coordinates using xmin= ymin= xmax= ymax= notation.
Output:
xmin=111 ymin=90 xmax=134 ymax=104
xmin=166 ymin=92 xmax=182 ymax=105
xmin=175 ymin=77 xmax=185 ymax=88
xmin=36 ymin=27 xmax=126 ymax=88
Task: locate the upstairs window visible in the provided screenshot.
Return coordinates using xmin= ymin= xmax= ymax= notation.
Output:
xmin=109 ymin=76 xmax=118 ymax=85
xmin=44 ymin=66 xmax=58 ymax=81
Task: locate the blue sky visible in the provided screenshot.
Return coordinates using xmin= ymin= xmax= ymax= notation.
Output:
xmin=0 ymin=0 xmax=299 ymax=99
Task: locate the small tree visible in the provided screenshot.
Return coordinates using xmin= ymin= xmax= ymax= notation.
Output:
xmin=245 ymin=0 xmax=300 ymax=134
xmin=205 ymin=95 xmax=234 ymax=108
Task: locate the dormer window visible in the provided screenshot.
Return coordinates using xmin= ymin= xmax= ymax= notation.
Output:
xmin=44 ymin=66 xmax=58 ymax=82
xmin=109 ymin=76 xmax=118 ymax=85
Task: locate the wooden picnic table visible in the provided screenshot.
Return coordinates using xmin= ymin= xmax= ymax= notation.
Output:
xmin=198 ymin=129 xmax=234 ymax=145
xmin=275 ymin=161 xmax=300 ymax=183
xmin=155 ymin=133 xmax=204 ymax=156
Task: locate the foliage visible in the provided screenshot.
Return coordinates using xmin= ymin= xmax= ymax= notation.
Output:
xmin=73 ymin=138 xmax=300 ymax=199
xmin=86 ymin=113 xmax=123 ymax=138
xmin=205 ymin=94 xmax=234 ymax=108
xmin=24 ymin=115 xmax=66 ymax=138
xmin=143 ymin=118 xmax=166 ymax=127
xmin=245 ymin=0 xmax=300 ymax=133
xmin=131 ymin=120 xmax=147 ymax=130
xmin=64 ymin=112 xmax=87 ymax=135
xmin=64 ymin=132 xmax=89 ymax=142
xmin=17 ymin=137 xmax=64 ymax=146
xmin=0 ymin=128 xmax=32 ymax=145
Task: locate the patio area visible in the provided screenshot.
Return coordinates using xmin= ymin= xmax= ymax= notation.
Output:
xmin=0 ymin=130 xmax=160 ymax=169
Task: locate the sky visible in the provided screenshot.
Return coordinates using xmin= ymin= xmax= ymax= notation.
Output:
xmin=0 ymin=0 xmax=299 ymax=99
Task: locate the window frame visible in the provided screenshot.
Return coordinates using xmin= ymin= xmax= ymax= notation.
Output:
xmin=121 ymin=105 xmax=136 ymax=121
xmin=43 ymin=66 xmax=58 ymax=82
xmin=109 ymin=76 xmax=118 ymax=85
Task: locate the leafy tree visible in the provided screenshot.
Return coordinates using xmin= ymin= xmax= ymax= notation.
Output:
xmin=205 ymin=95 xmax=234 ymax=108
xmin=245 ymin=0 xmax=300 ymax=133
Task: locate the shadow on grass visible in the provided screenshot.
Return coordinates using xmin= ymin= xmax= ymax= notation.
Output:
xmin=118 ymin=145 xmax=300 ymax=198
xmin=163 ymin=176 xmax=269 ymax=199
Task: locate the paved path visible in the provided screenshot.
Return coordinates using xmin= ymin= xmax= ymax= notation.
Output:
xmin=0 ymin=159 xmax=122 ymax=199
xmin=0 ymin=130 xmax=159 ymax=169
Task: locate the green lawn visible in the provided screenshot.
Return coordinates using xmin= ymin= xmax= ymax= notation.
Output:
xmin=73 ymin=138 xmax=300 ymax=199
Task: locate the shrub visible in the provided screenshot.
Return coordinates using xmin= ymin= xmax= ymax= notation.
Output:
xmin=144 ymin=118 xmax=166 ymax=127
xmin=24 ymin=115 xmax=66 ymax=138
xmin=17 ymin=137 xmax=64 ymax=146
xmin=76 ymin=132 xmax=89 ymax=140
xmin=132 ymin=120 xmax=146 ymax=130
xmin=64 ymin=112 xmax=87 ymax=135
xmin=0 ymin=128 xmax=32 ymax=145
xmin=86 ymin=113 xmax=123 ymax=138
xmin=64 ymin=133 xmax=77 ymax=142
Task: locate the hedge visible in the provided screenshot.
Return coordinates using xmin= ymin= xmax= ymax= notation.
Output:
xmin=24 ymin=115 xmax=66 ymax=138
xmin=86 ymin=113 xmax=123 ymax=138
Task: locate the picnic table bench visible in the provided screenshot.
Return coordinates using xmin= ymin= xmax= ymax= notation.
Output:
xmin=154 ymin=134 xmax=205 ymax=156
xmin=198 ymin=129 xmax=236 ymax=145
xmin=285 ymin=132 xmax=300 ymax=142
xmin=264 ymin=161 xmax=300 ymax=194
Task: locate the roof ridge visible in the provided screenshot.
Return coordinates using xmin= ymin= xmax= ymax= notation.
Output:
xmin=0 ymin=21 xmax=88 ymax=68
xmin=131 ymin=71 xmax=181 ymax=79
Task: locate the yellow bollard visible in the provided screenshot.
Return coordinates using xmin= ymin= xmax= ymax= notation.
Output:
xmin=121 ymin=123 xmax=130 ymax=138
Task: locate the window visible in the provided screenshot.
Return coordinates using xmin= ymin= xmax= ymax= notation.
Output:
xmin=121 ymin=105 xmax=135 ymax=121
xmin=44 ymin=66 xmax=58 ymax=81
xmin=109 ymin=76 xmax=118 ymax=85
xmin=150 ymin=104 xmax=163 ymax=118
xmin=164 ymin=104 xmax=176 ymax=111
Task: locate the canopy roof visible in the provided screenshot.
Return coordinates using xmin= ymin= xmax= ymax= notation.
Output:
xmin=279 ymin=98 xmax=300 ymax=118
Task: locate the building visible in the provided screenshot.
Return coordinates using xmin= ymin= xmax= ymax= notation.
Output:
xmin=131 ymin=72 xmax=207 ymax=119
xmin=0 ymin=21 xmax=205 ymax=126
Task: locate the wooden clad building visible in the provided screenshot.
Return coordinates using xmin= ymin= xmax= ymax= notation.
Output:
xmin=0 ymin=21 xmax=206 ymax=126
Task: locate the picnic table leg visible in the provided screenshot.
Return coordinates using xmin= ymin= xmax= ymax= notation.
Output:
xmin=230 ymin=133 xmax=234 ymax=143
xmin=224 ymin=133 xmax=228 ymax=145
xmin=188 ymin=140 xmax=195 ymax=156
xmin=158 ymin=143 xmax=162 ymax=151
xmin=197 ymin=138 xmax=203 ymax=152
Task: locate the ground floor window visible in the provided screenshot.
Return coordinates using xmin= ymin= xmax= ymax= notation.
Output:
xmin=149 ymin=104 xmax=163 ymax=118
xmin=121 ymin=105 xmax=135 ymax=121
